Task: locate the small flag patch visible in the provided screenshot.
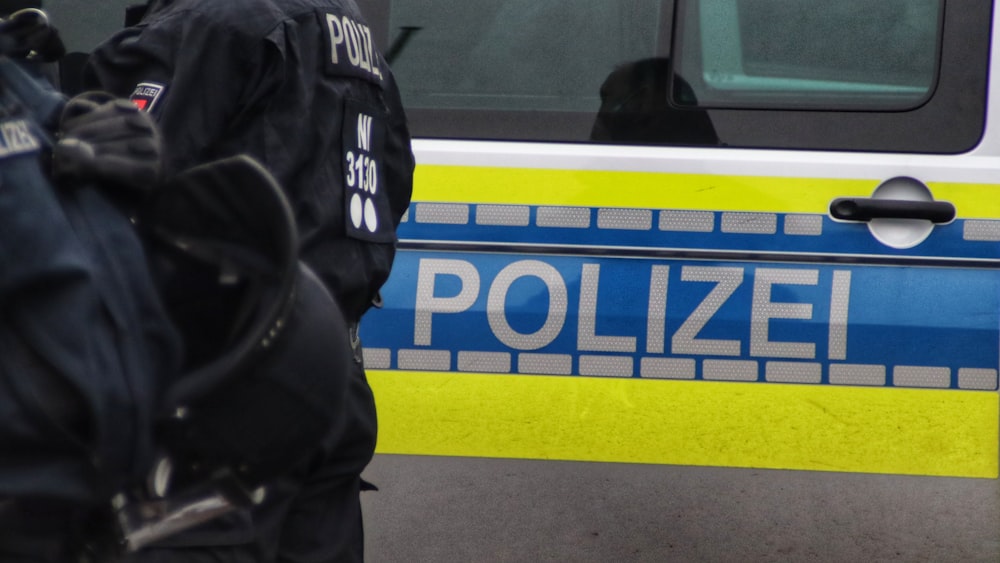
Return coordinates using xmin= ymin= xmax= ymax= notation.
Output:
xmin=130 ymin=82 xmax=166 ymax=112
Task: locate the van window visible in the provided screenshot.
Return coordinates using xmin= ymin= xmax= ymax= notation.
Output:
xmin=378 ymin=0 xmax=990 ymax=153
xmin=673 ymin=0 xmax=942 ymax=110
xmin=383 ymin=0 xmax=668 ymax=143
xmin=388 ymin=1 xmax=661 ymax=114
xmin=48 ymin=0 xmax=990 ymax=153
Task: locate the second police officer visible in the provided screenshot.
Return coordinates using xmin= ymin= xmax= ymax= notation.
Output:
xmin=84 ymin=0 xmax=415 ymax=561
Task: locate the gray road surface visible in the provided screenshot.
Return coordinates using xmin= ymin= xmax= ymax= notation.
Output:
xmin=362 ymin=454 xmax=1000 ymax=562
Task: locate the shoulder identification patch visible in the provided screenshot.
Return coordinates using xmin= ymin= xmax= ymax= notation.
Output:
xmin=130 ymin=82 xmax=166 ymax=112
xmin=0 ymin=118 xmax=41 ymax=160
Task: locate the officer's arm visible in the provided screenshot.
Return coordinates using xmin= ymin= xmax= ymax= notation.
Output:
xmin=51 ymin=90 xmax=163 ymax=200
xmin=82 ymin=11 xmax=280 ymax=178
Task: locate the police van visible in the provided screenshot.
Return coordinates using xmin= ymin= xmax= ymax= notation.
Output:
xmin=51 ymin=0 xmax=999 ymax=558
xmin=355 ymin=0 xmax=997 ymax=480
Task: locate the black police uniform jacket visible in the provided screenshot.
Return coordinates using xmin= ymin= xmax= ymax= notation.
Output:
xmin=0 ymin=59 xmax=181 ymax=506
xmin=82 ymin=0 xmax=414 ymax=547
xmin=85 ymin=0 xmax=416 ymax=324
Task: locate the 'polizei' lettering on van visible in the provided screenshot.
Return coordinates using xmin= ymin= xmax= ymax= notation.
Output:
xmin=325 ymin=13 xmax=383 ymax=82
xmin=413 ymin=259 xmax=853 ymax=363
xmin=0 ymin=119 xmax=39 ymax=158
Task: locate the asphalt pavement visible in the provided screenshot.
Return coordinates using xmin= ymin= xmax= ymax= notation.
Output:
xmin=362 ymin=454 xmax=1000 ymax=562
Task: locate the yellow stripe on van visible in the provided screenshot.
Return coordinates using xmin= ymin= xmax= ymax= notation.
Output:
xmin=414 ymin=165 xmax=1000 ymax=219
xmin=369 ymin=370 xmax=999 ymax=478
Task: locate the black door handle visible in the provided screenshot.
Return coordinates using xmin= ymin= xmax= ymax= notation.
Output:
xmin=829 ymin=198 xmax=956 ymax=224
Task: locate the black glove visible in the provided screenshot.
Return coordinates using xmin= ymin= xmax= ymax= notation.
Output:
xmin=52 ymin=90 xmax=163 ymax=196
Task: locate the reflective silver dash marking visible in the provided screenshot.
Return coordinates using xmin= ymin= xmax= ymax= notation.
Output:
xmin=784 ymin=214 xmax=823 ymax=236
xmin=659 ymin=210 xmax=714 ymax=233
xmin=536 ymin=207 xmax=591 ymax=229
xmin=398 ymin=349 xmax=451 ymax=371
xmin=579 ymin=355 xmax=633 ymax=377
xmin=703 ymin=359 xmax=758 ymax=381
xmin=963 ymin=220 xmax=1000 ymax=241
xmin=363 ymin=347 xmax=392 ymax=369
xmin=400 ymin=209 xmax=410 ymax=223
xmin=829 ymin=364 xmax=885 ymax=386
xmin=640 ymin=357 xmax=696 ymax=379
xmin=828 ymin=271 xmax=851 ymax=361
xmin=414 ymin=203 xmax=470 ymax=225
xmin=476 ymin=205 xmax=530 ymax=227
xmin=765 ymin=361 xmax=822 ymax=384
xmin=597 ymin=208 xmax=653 ymax=231
xmin=518 ymin=353 xmax=573 ymax=375
xmin=893 ymin=366 xmax=951 ymax=388
xmin=458 ymin=351 xmax=512 ymax=373
xmin=721 ymin=212 xmax=778 ymax=234
xmin=958 ymin=368 xmax=998 ymax=390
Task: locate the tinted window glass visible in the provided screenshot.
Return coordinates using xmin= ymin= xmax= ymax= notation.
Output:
xmin=380 ymin=0 xmax=988 ymax=153
xmin=674 ymin=0 xmax=941 ymax=110
xmin=389 ymin=1 xmax=661 ymax=113
xmin=54 ymin=0 xmax=990 ymax=154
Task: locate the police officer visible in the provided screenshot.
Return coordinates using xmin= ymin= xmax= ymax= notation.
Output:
xmin=84 ymin=0 xmax=415 ymax=561
xmin=0 ymin=4 xmax=180 ymax=562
